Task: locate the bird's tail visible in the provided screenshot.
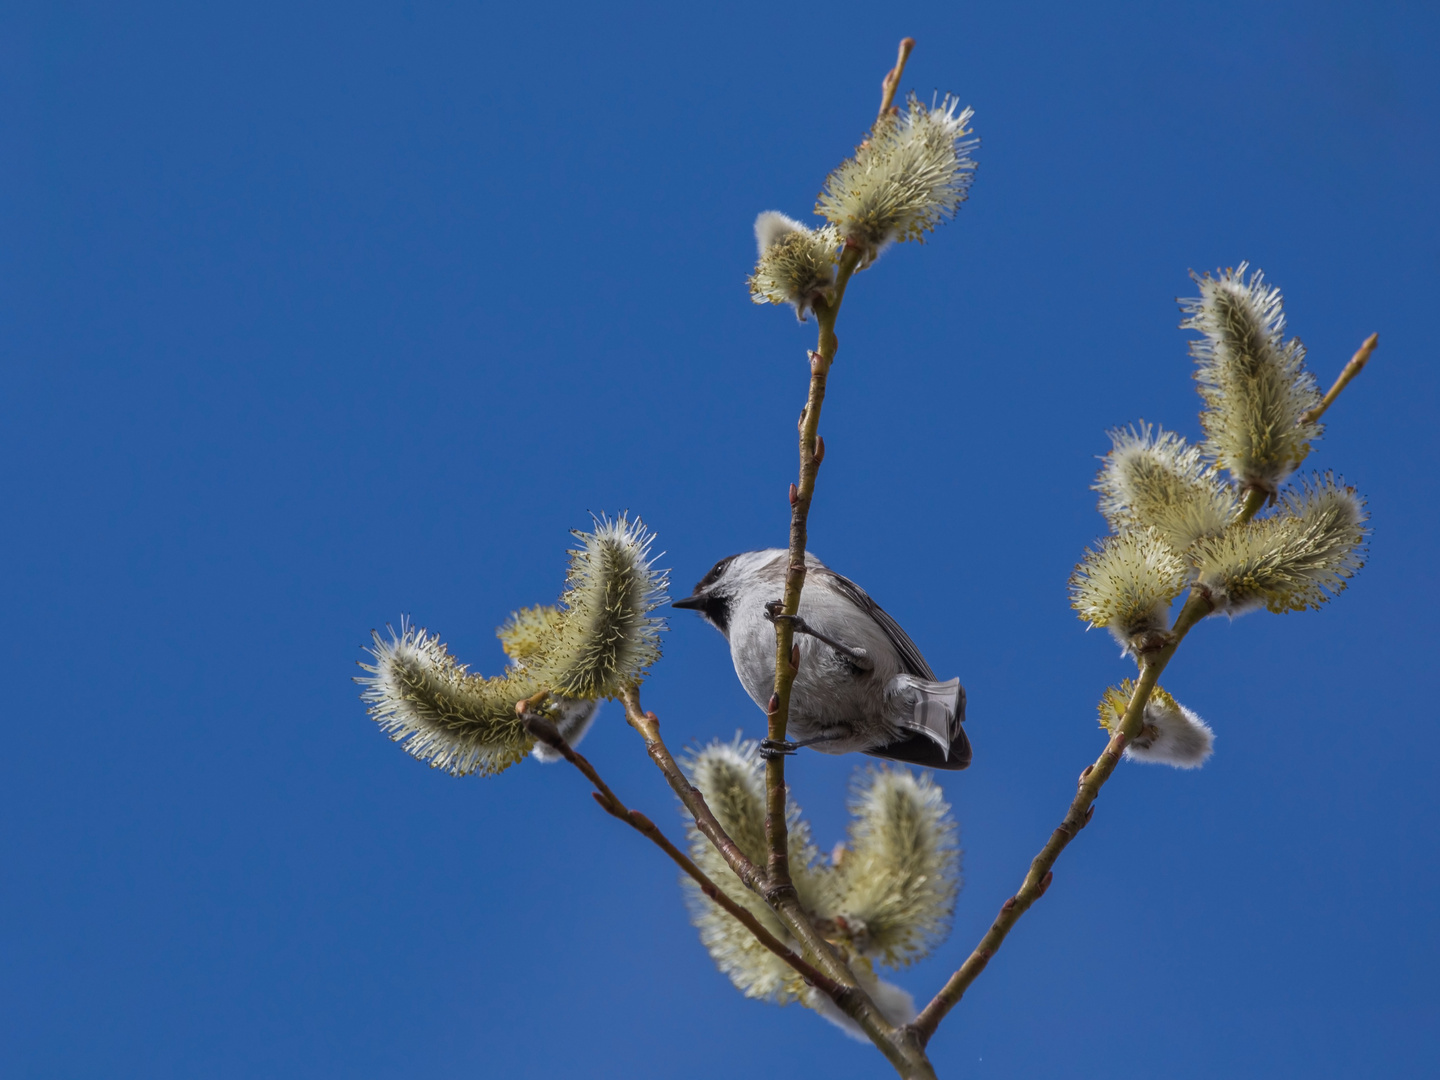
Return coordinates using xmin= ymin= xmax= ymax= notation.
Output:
xmin=871 ymin=675 xmax=970 ymax=770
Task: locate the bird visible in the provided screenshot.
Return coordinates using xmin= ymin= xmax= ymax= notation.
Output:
xmin=672 ymin=549 xmax=970 ymax=769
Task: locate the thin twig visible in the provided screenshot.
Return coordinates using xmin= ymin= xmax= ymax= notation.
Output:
xmin=907 ymin=590 xmax=1215 ymax=1044
xmin=878 ymin=37 xmax=916 ymax=119
xmin=1301 ymin=332 xmax=1378 ymax=426
xmin=520 ymin=711 xmax=846 ymax=1000
xmin=765 ymin=244 xmax=864 ymax=891
xmin=616 ymin=686 xmax=768 ymax=894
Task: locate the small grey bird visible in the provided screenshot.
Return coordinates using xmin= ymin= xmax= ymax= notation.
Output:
xmin=673 ymin=549 xmax=970 ymax=769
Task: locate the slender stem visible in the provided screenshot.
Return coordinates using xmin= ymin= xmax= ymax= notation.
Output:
xmin=908 ymin=589 xmax=1216 ymax=1044
xmin=521 ymin=711 xmax=847 ymax=999
xmin=765 ymin=245 xmax=864 ymax=894
xmin=1238 ymin=487 xmax=1268 ymax=523
xmin=878 ymin=37 xmax=915 ymax=119
xmin=1301 ymin=333 xmax=1378 ymax=426
xmin=618 ymin=686 xmax=768 ymax=894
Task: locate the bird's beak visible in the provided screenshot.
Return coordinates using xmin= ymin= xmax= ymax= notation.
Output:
xmin=671 ymin=594 xmax=706 ymax=610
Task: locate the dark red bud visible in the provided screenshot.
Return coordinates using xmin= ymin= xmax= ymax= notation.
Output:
xmin=789 ymin=483 xmax=798 ymax=506
xmin=767 ymin=694 xmax=780 ymax=715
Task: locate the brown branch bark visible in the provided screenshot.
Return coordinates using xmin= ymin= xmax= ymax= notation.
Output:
xmin=907 ymin=590 xmax=1216 ymax=1043
xmin=764 ymin=245 xmax=863 ymax=890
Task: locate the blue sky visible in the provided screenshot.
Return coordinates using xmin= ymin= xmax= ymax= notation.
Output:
xmin=3 ymin=2 xmax=1437 ymax=1077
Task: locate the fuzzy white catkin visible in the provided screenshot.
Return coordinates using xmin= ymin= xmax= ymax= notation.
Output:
xmin=1193 ymin=473 xmax=1367 ymax=614
xmin=747 ymin=212 xmax=840 ymax=320
xmin=357 ymin=516 xmax=669 ymax=778
xmin=826 ymin=767 xmax=960 ymax=968
xmin=1095 ymin=424 xmax=1237 ymax=550
xmin=531 ymin=514 xmax=670 ymax=699
xmin=358 ymin=620 xmax=537 ymax=776
xmin=680 ymin=741 xmax=961 ymax=1027
xmin=1099 ymin=683 xmax=1214 ymax=768
xmin=816 ymin=94 xmax=977 ymax=262
xmin=1070 ymin=528 xmax=1188 ymax=650
xmin=681 ymin=738 xmax=826 ymax=1004
xmin=1182 ymin=264 xmax=1322 ymax=494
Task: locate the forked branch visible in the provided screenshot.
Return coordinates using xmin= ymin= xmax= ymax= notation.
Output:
xmin=521 ymin=711 xmax=846 ymax=999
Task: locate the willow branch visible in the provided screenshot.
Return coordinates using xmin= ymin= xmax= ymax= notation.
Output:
xmin=1301 ymin=332 xmax=1378 ymax=426
xmin=616 ymin=686 xmax=767 ymax=894
xmin=618 ymin=689 xmax=859 ymax=988
xmin=765 ymin=243 xmax=865 ymax=895
xmin=908 ymin=589 xmax=1216 ymax=1044
xmin=520 ymin=711 xmax=846 ymax=999
xmin=878 ymin=37 xmax=916 ymax=118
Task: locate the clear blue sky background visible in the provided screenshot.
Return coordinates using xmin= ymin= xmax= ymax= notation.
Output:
xmin=3 ymin=2 xmax=1437 ymax=1077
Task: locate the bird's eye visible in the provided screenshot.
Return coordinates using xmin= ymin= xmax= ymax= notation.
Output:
xmin=696 ymin=555 xmax=737 ymax=592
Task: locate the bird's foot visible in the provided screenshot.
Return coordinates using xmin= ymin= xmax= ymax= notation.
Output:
xmin=758 ymin=738 xmax=801 ymax=759
xmin=763 ymin=600 xmax=870 ymax=666
xmin=762 ymin=600 xmax=797 ymax=627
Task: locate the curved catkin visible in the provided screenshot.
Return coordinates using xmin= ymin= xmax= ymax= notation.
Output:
xmin=827 ymin=767 xmax=959 ymax=968
xmin=1095 ymin=424 xmax=1237 ymax=550
xmin=534 ymin=514 xmax=669 ymax=700
xmin=1070 ymin=528 xmax=1188 ymax=647
xmin=1193 ymin=473 xmax=1368 ymax=614
xmin=816 ymin=94 xmax=977 ymax=262
xmin=1181 ymin=264 xmax=1322 ymax=494
xmin=748 ymin=212 xmax=840 ymax=320
xmin=1098 ymin=681 xmax=1214 ymax=769
xmin=680 ymin=738 xmax=827 ymax=1004
xmin=357 ymin=622 xmax=537 ymax=777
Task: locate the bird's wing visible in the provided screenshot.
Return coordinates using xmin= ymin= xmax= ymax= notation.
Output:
xmin=816 ymin=568 xmax=936 ymax=680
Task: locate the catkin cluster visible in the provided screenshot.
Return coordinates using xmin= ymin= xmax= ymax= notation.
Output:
xmin=747 ymin=92 xmax=978 ymax=317
xmin=1069 ymin=268 xmax=1369 ymax=766
xmin=680 ymin=738 xmax=958 ymax=1037
xmin=357 ymin=515 xmax=669 ymax=776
